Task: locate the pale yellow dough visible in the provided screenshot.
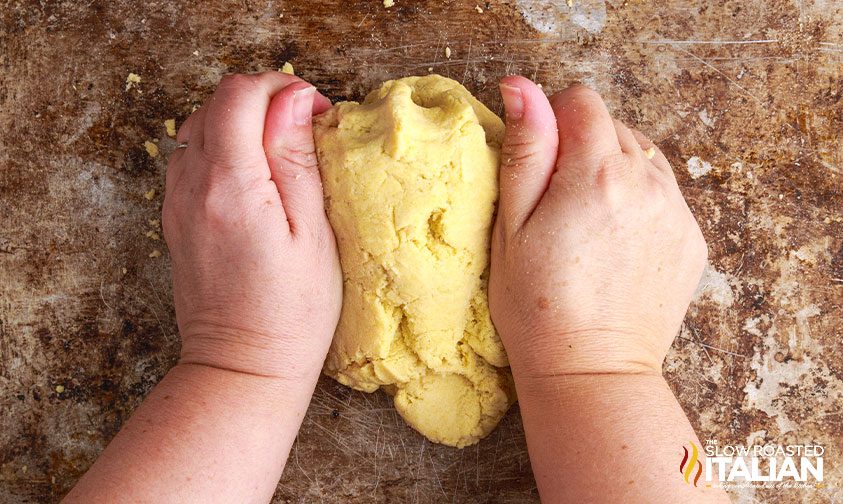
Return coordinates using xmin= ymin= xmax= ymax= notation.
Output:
xmin=313 ymin=75 xmax=515 ymax=448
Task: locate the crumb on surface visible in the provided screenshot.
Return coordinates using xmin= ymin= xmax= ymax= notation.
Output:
xmin=475 ymin=5 xmax=483 ymax=13
xmin=164 ymin=119 xmax=177 ymax=138
xmin=143 ymin=189 xmax=156 ymax=200
xmin=144 ymin=140 xmax=159 ymax=158
xmin=280 ymin=62 xmax=295 ymax=75
xmin=148 ymin=250 xmax=162 ymax=258
xmin=148 ymin=218 xmax=161 ymax=229
xmin=54 ymin=385 xmax=65 ymax=393
xmin=644 ymin=146 xmax=656 ymax=159
xmin=383 ymin=0 xmax=394 ymax=7
xmin=445 ymin=46 xmax=452 ymax=58
xmin=125 ymin=72 xmax=141 ymax=91
xmin=145 ymin=230 xmax=161 ymax=240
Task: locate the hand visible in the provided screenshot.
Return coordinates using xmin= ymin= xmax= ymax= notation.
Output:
xmin=489 ymin=76 xmax=708 ymax=380
xmin=163 ymin=72 xmax=342 ymax=383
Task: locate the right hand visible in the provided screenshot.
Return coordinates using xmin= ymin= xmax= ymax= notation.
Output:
xmin=489 ymin=76 xmax=708 ymax=381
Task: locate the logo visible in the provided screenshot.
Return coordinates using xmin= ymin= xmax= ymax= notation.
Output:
xmin=680 ymin=441 xmax=704 ymax=487
xmin=679 ymin=440 xmax=825 ymax=490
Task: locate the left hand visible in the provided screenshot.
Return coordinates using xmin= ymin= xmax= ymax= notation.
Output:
xmin=162 ymin=71 xmax=342 ymax=383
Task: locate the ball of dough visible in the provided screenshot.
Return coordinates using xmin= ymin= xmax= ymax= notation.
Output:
xmin=313 ymin=75 xmax=514 ymax=448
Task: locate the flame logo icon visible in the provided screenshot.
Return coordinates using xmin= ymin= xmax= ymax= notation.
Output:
xmin=680 ymin=441 xmax=703 ymax=487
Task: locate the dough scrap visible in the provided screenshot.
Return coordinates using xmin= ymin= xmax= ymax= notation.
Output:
xmin=313 ymin=75 xmax=514 ymax=448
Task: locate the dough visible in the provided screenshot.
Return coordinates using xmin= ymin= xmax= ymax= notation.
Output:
xmin=313 ymin=75 xmax=515 ymax=448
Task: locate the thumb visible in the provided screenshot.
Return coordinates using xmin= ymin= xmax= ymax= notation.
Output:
xmin=497 ymin=76 xmax=559 ymax=235
xmin=263 ymin=81 xmax=329 ymax=236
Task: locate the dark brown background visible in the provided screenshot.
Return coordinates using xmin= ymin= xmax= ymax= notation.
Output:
xmin=1 ymin=0 xmax=841 ymax=502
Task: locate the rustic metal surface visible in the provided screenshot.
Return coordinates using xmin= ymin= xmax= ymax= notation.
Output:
xmin=1 ymin=0 xmax=841 ymax=502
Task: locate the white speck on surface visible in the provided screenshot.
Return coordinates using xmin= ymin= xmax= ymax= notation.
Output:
xmin=743 ymin=316 xmax=767 ymax=337
xmin=693 ymin=263 xmax=735 ymax=307
xmin=445 ymin=46 xmax=451 ymax=58
xmin=515 ymin=0 xmax=606 ymax=35
xmin=686 ymin=156 xmax=713 ymax=179
xmin=698 ymin=108 xmax=715 ymax=127
xmin=383 ymin=0 xmax=394 ymax=7
xmin=745 ymin=429 xmax=767 ymax=447
xmin=744 ymin=332 xmax=813 ymax=434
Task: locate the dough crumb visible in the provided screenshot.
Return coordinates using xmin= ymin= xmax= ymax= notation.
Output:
xmin=148 ymin=218 xmax=161 ymax=229
xmin=475 ymin=5 xmax=483 ymax=13
xmin=644 ymin=146 xmax=656 ymax=159
xmin=383 ymin=0 xmax=394 ymax=7
xmin=192 ymin=50 xmax=200 ymax=56
xmin=143 ymin=189 xmax=156 ymax=200
xmin=125 ymin=72 xmax=141 ymax=91
xmin=566 ymin=0 xmax=573 ymax=6
xmin=164 ymin=119 xmax=177 ymax=138
xmin=445 ymin=46 xmax=452 ymax=58
xmin=280 ymin=62 xmax=295 ymax=75
xmin=55 ymin=385 xmax=65 ymax=393
xmin=148 ymin=250 xmax=162 ymax=258
xmin=145 ymin=230 xmax=161 ymax=240
xmin=144 ymin=140 xmax=159 ymax=158
xmin=121 ymin=267 xmax=128 ymax=275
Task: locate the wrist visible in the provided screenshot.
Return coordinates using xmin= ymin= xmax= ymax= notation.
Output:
xmin=501 ymin=328 xmax=666 ymax=382
xmin=169 ymin=361 xmax=318 ymax=414
xmin=512 ymin=368 xmax=667 ymax=406
xmin=178 ymin=324 xmax=330 ymax=384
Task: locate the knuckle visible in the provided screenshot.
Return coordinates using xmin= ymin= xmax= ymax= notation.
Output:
xmin=593 ymin=151 xmax=633 ymax=184
xmin=201 ymin=143 xmax=265 ymax=168
xmin=500 ymin=137 xmax=544 ymax=168
xmin=278 ymin=142 xmax=318 ymax=170
xmin=566 ymin=84 xmax=605 ymax=104
xmin=218 ymin=73 xmax=256 ymax=90
xmin=550 ymin=84 xmax=604 ymax=110
xmin=201 ymin=183 xmax=244 ymax=229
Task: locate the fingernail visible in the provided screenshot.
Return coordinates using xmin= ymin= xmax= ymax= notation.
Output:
xmin=500 ymin=83 xmax=524 ymax=121
xmin=293 ymin=86 xmax=316 ymax=126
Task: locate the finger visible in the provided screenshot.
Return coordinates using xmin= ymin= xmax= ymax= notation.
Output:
xmin=165 ymin=149 xmax=185 ymax=195
xmin=202 ymin=71 xmax=329 ymax=166
xmin=549 ymin=85 xmax=623 ymax=176
xmin=313 ymin=93 xmax=332 ymax=116
xmin=263 ymin=81 xmax=328 ymax=236
xmin=613 ymin=119 xmax=641 ymax=157
xmin=187 ymin=106 xmax=206 ymax=150
xmin=629 ymin=128 xmax=672 ymax=173
xmin=167 ymin=111 xmax=206 ymax=192
xmin=176 ymin=113 xmax=194 ymax=144
xmin=496 ymin=75 xmax=559 ymax=235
